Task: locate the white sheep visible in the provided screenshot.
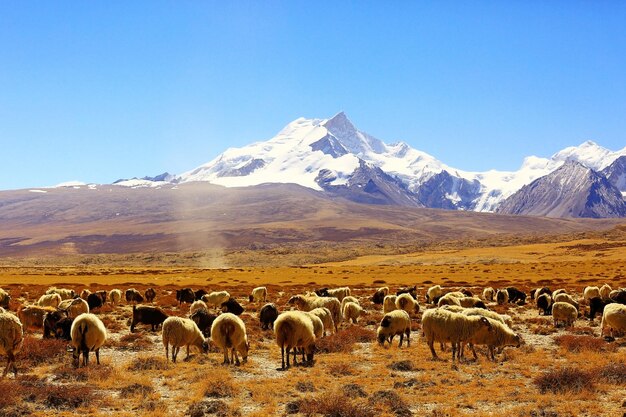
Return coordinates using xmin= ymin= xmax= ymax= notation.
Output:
xmin=383 ymin=295 xmax=397 ymax=313
xmin=0 ymin=307 xmax=4 ymax=314
xmin=426 ymin=285 xmax=443 ymax=304
xmin=552 ymin=302 xmax=578 ymax=327
xmin=45 ymin=287 xmax=75 ymax=300
xmin=583 ymin=286 xmax=601 ymax=301
xmin=210 ymin=313 xmax=249 ymax=365
xmin=599 ymin=284 xmax=612 ymax=300
xmin=600 ymin=303 xmax=626 ymax=338
xmin=395 ymin=293 xmax=419 ymax=315
xmin=482 ymin=287 xmax=494 ymax=302
xmin=202 ymin=291 xmax=231 ymax=308
xmin=274 ymin=311 xmax=316 ymax=369
xmin=65 ymin=298 xmax=89 ymax=318
xmin=327 ymin=287 xmax=351 ymax=301
xmin=189 ymin=300 xmax=209 ymax=315
xmin=342 ymin=302 xmax=363 ymax=324
xmin=340 ymin=296 xmax=359 ymax=311
xmin=287 ymin=295 xmax=341 ymax=332
xmin=496 ymin=289 xmax=509 ymax=305
xmin=249 ymin=287 xmax=267 ymax=303
xmin=437 ymin=294 xmax=461 ymax=307
xmin=464 ymin=317 xmax=521 ymax=361
xmin=458 ymin=297 xmax=486 ymax=309
xmin=462 ymin=308 xmax=513 ymax=327
xmin=0 ymin=312 xmax=23 ymax=377
xmin=109 ymin=289 xmax=122 ymax=305
xmin=377 ymin=309 xmax=411 ymax=348
xmin=80 ymin=289 xmax=91 ymax=300
xmin=421 ymin=307 xmax=492 ymax=361
xmin=36 ymin=293 xmax=62 ymax=309
xmin=307 ymin=307 xmax=334 ymax=335
xmin=162 ymin=316 xmax=208 ymax=363
xmin=70 ymin=313 xmax=107 ymax=367
xmin=553 ymin=293 xmax=579 ymax=311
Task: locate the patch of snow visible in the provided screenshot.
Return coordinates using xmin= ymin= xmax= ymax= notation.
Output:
xmin=29 ymin=189 xmax=47 ymax=193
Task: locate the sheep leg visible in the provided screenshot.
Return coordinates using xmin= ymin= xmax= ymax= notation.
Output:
xmin=186 ymin=345 xmax=190 ymax=359
xmin=83 ymin=349 xmax=89 ymax=367
xmin=405 ymin=330 xmax=410 ymax=347
xmin=398 ymin=333 xmax=404 ymax=348
xmin=173 ymin=346 xmax=179 ymax=363
xmin=428 ymin=340 xmax=439 ymax=360
xmin=95 ymin=349 xmax=100 ymax=365
xmin=286 ymin=347 xmax=291 ymax=368
xmin=451 ymin=343 xmax=457 ymax=362
xmin=281 ymin=346 xmax=285 ymax=369
xmin=2 ymin=357 xmax=10 ymax=377
xmin=223 ymin=348 xmax=229 ymax=365
xmin=470 ymin=344 xmax=478 ymax=360
xmin=165 ymin=343 xmax=169 ymax=362
xmin=233 ymin=349 xmax=240 ymax=366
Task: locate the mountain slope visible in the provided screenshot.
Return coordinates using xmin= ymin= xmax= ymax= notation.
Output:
xmin=602 ymin=155 xmax=626 ymax=193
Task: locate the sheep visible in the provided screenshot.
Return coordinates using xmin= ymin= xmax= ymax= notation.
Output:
xmin=0 ymin=307 xmax=4 ymax=313
xmin=189 ymin=300 xmax=209 ymax=315
xmin=599 ymin=284 xmax=612 ymax=300
xmin=552 ymin=302 xmax=578 ymax=327
xmin=145 ymin=288 xmax=156 ymax=303
xmin=426 ymin=286 xmax=443 ymax=304
xmin=70 ymin=313 xmax=107 ymax=367
xmin=531 ymin=287 xmax=552 ymax=300
xmin=190 ymin=309 xmax=217 ymax=337
xmin=537 ymin=293 xmax=553 ymax=315
xmin=0 ymin=312 xmax=23 ymax=377
xmin=496 ymin=289 xmax=509 ymax=305
xmin=109 ymin=289 xmax=122 ymax=305
xmin=552 ymin=288 xmax=567 ymax=298
xmin=610 ymin=289 xmax=626 ymax=304
xmin=87 ymin=293 xmax=103 ymax=310
xmin=553 ymin=293 xmax=579 ymax=311
xmin=314 ymin=288 xmax=329 ymax=297
xmin=462 ymin=308 xmax=513 ymax=327
xmin=202 ymin=291 xmax=231 ymax=308
xmin=458 ymin=297 xmax=487 ymax=309
xmin=176 ymin=288 xmax=195 ymax=305
xmin=340 ymin=296 xmax=359 ymax=311
xmin=307 ymin=307 xmax=335 ymax=335
xmin=37 ymin=293 xmax=62 ymax=309
xmin=372 ymin=287 xmax=389 ymax=304
xmin=0 ymin=288 xmax=10 ymax=309
xmin=211 ymin=313 xmax=249 ymax=365
xmin=162 ymin=316 xmax=208 ymax=363
xmin=342 ymin=302 xmax=363 ymax=324
xmin=304 ymin=313 xmax=324 ymax=339
xmin=54 ymin=317 xmax=74 ymax=340
xmin=60 ymin=298 xmax=89 ymax=318
xmin=18 ymin=305 xmax=55 ymax=332
xmin=482 ymin=287 xmax=494 ymax=302
xmin=259 ymin=303 xmax=279 ymax=330
xmin=249 ymin=287 xmax=267 ymax=303
xmin=274 ymin=311 xmax=316 ymax=370
xmin=395 ymin=293 xmax=420 ymax=315
xmin=131 ymin=305 xmax=168 ymax=332
xmin=221 ymin=298 xmax=244 ymax=315
xmin=43 ymin=310 xmax=67 ymax=339
xmin=326 ymin=287 xmax=351 ymax=301
xmin=383 ymin=295 xmax=398 ymax=313
xmin=421 ymin=308 xmax=492 ymax=362
xmin=464 ymin=318 xmax=522 ymax=361
xmin=437 ymin=294 xmax=461 ymax=307
xmin=45 ymin=287 xmax=75 ymax=300
xmin=125 ymin=289 xmax=144 ymax=304
xmin=80 ymin=289 xmax=91 ymax=300
xmin=194 ymin=289 xmax=208 ymax=301
xmin=460 ymin=289 xmax=474 ymax=297
xmin=583 ymin=286 xmax=601 ymax=301
xmin=376 ymin=309 xmax=411 ymax=348
xmin=588 ymin=297 xmax=613 ymax=321
xmin=506 ymin=287 xmax=527 ymax=304
xmin=94 ymin=291 xmax=107 ymax=305
xmin=600 ymin=303 xmax=626 ymax=339
xmin=287 ymin=295 xmax=342 ymax=332
xmin=396 ymin=286 xmax=417 ymax=299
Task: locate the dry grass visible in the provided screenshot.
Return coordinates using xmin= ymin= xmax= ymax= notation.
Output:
xmin=534 ymin=367 xmax=595 ymax=394
xmin=554 ymin=334 xmax=616 ymax=353
xmin=20 ymin=336 xmax=68 ymax=367
xmin=297 ymin=391 xmax=376 ymax=417
xmin=316 ymin=326 xmax=376 ymax=353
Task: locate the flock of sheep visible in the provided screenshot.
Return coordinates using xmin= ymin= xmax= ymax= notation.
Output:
xmin=0 ymin=281 xmax=625 ymax=377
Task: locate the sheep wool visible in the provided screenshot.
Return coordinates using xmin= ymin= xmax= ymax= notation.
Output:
xmin=342 ymin=302 xmax=363 ymax=324
xmin=377 ymin=309 xmax=411 ymax=348
xmin=162 ymin=316 xmax=207 ymax=363
xmin=109 ymin=289 xmax=122 ymax=305
xmin=465 ymin=317 xmax=521 ymax=361
xmin=70 ymin=313 xmax=107 ymax=367
xmin=552 ymin=302 xmax=578 ymax=327
xmin=307 ymin=307 xmax=335 ymax=335
xmin=395 ymin=293 xmax=419 ymax=315
xmin=599 ymin=284 xmax=612 ymax=300
xmin=340 ymin=296 xmax=359 ymax=311
xmin=0 ymin=312 xmax=23 ymax=377
xmin=427 ymin=285 xmax=443 ymax=304
xmin=201 ymin=291 xmax=231 ymax=308
xmin=249 ymin=287 xmax=267 ymax=303
xmin=211 ymin=313 xmax=249 ymax=365
xmin=37 ymin=293 xmax=62 ymax=309
xmin=600 ymin=303 xmax=626 ymax=338
xmin=189 ymin=300 xmax=209 ymax=315
xmin=274 ymin=311 xmax=316 ymax=370
xmin=383 ymin=295 xmax=397 ymax=314
xmin=583 ymin=286 xmax=601 ymax=301
xmin=288 ymin=295 xmax=342 ymax=332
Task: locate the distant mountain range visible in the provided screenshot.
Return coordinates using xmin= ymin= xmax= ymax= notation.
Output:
xmin=62 ymin=112 xmax=626 ymax=218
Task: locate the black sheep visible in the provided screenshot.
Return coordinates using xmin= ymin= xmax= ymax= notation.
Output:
xmin=190 ymin=309 xmax=218 ymax=337
xmin=194 ymin=289 xmax=208 ymax=301
xmin=259 ymin=303 xmax=279 ymax=330
xmin=221 ymin=298 xmax=244 ymax=315
xmin=610 ymin=289 xmax=626 ymax=304
xmin=43 ymin=310 xmax=67 ymax=338
xmin=87 ymin=293 xmax=103 ymax=310
xmin=314 ymin=288 xmax=330 ymax=297
xmin=144 ymin=288 xmax=156 ymax=303
xmin=130 ymin=305 xmax=168 ymax=332
xmin=537 ymin=293 xmax=552 ymax=315
xmin=506 ymin=287 xmax=527 ymax=304
xmin=125 ymin=289 xmax=144 ymax=304
xmin=588 ymin=297 xmax=613 ymax=320
xmin=396 ymin=286 xmax=417 ymax=299
xmin=54 ymin=317 xmax=74 ymax=341
xmin=372 ymin=289 xmax=386 ymax=305
xmin=176 ymin=288 xmax=195 ymax=305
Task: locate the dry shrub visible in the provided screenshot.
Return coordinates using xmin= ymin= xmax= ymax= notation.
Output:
xmin=316 ymin=326 xmax=376 ymax=353
xmin=534 ymin=367 xmax=595 ymax=394
xmin=187 ymin=399 xmax=230 ymax=417
xmin=44 ymin=384 xmax=95 ymax=409
xmin=329 ymin=362 xmax=354 ymax=376
xmin=20 ymin=335 xmax=68 ymax=367
xmin=128 ymin=356 xmax=168 ymax=371
xmin=554 ymin=335 xmax=615 ymax=353
xmin=0 ymin=380 xmax=21 ymax=408
xmin=99 ymin=315 xmax=123 ymax=331
xmin=119 ymin=382 xmax=154 ymax=398
xmin=298 ymin=392 xmax=376 ymax=417
xmin=200 ymin=371 xmax=238 ymax=398
xmin=114 ymin=332 xmax=153 ymax=351
xmin=388 ymin=360 xmax=415 ymax=371
xmin=369 ymin=390 xmax=412 ymax=417
xmin=596 ymin=363 xmax=626 ymax=384
xmin=53 ymin=363 xmax=113 ymax=382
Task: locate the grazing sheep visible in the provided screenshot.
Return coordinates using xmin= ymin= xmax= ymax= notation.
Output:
xmin=496 ymin=289 xmax=509 ymax=305
xmin=342 ymin=302 xmax=363 ymax=324
xmin=18 ymin=305 xmax=55 ymax=332
xmin=421 ymin=308 xmax=492 ymax=361
xmin=462 ymin=308 xmax=513 ymax=327
xmin=600 ymin=303 xmax=626 ymax=338
xmin=45 ymin=287 xmax=75 ymax=300
xmin=189 ymin=300 xmax=209 ymax=315
xmin=537 ymin=293 xmax=553 ymax=316
xmin=396 ymin=286 xmax=417 ymax=299
xmin=145 ymin=288 xmax=156 ymax=303
xmin=314 ymin=288 xmax=329 ymax=297
xmin=274 ymin=311 xmax=316 ymax=370
xmin=211 ymin=313 xmax=249 ymax=365
xmin=221 ymin=298 xmax=244 ymax=316
xmin=131 ymin=305 xmax=168 ymax=332
xmin=0 ymin=312 xmax=23 ymax=377
xmin=288 ymin=295 xmax=341 ymax=332
xmin=553 ymin=293 xmax=579 ymax=311
xmin=531 ymin=287 xmax=551 ymax=300
xmin=190 ymin=309 xmax=217 ymax=337
xmin=125 ymin=289 xmax=144 ymax=304
xmin=70 ymin=313 xmax=107 ymax=367
xmin=87 ymin=293 xmax=103 ymax=310
xmin=65 ymin=298 xmax=90 ymax=318
xmin=506 ymin=287 xmax=527 ymax=304
xmin=307 ymin=307 xmax=335 ymax=335
xmin=249 ymin=287 xmax=267 ymax=303
xmin=465 ymin=318 xmax=522 ymax=361
xmin=340 ymin=296 xmax=359 ymax=311
xmin=162 ymin=316 xmax=208 ymax=363
xmin=194 ymin=289 xmax=208 ymax=301
xmin=583 ymin=286 xmax=601 ymax=301
xmin=259 ymin=303 xmax=279 ymax=330
xmin=588 ymin=297 xmax=613 ymax=321
xmin=610 ymin=289 xmax=626 ymax=304
xmin=176 ymin=288 xmax=195 ymax=305
xmin=458 ymin=297 xmax=487 ymax=309
xmin=377 ymin=309 xmax=411 ymax=348
xmin=80 ymin=289 xmax=91 ymax=300
xmin=383 ymin=295 xmax=398 ymax=313
xmin=437 ymin=294 xmax=462 ymax=307
xmin=43 ymin=310 xmax=67 ymax=339
xmin=372 ymin=287 xmax=389 ymax=305
xmin=109 ymin=289 xmax=122 ymax=305
xmin=54 ymin=317 xmax=73 ymax=341
xmin=0 ymin=288 xmax=10 ymax=309
xmin=94 ymin=291 xmax=107 ymax=305
xmin=326 ymin=287 xmax=351 ymax=301
xmin=304 ymin=313 xmax=324 ymax=339
xmin=395 ymin=293 xmax=420 ymax=315
xmin=482 ymin=287 xmax=494 ymax=302
xmin=426 ymin=285 xmax=443 ymax=304
xmin=599 ymin=284 xmax=612 ymax=300
xmin=37 ymin=293 xmax=62 ymax=309
xmin=202 ymin=291 xmax=231 ymax=308
xmin=460 ymin=289 xmax=474 ymax=297
xmin=552 ymin=302 xmax=578 ymax=327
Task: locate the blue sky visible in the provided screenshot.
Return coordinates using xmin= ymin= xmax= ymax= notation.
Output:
xmin=1 ymin=2 xmax=625 ymax=189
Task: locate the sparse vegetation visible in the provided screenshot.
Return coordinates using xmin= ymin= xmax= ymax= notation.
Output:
xmin=534 ymin=367 xmax=595 ymax=394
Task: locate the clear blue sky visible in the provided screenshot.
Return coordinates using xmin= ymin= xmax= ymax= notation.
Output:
xmin=1 ymin=2 xmax=625 ymax=190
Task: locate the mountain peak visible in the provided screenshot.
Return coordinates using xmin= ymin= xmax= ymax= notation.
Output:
xmin=323 ymin=111 xmax=356 ymax=134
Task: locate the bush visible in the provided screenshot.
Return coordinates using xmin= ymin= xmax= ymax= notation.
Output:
xmin=316 ymin=326 xmax=376 ymax=353
xmin=534 ymin=367 xmax=595 ymax=394
xmin=0 ymin=380 xmax=21 ymax=408
xmin=128 ymin=356 xmax=168 ymax=371
xmin=369 ymin=390 xmax=412 ymax=417
xmin=20 ymin=336 xmax=68 ymax=367
xmin=554 ymin=335 xmax=614 ymax=353
xmin=298 ymin=392 xmax=375 ymax=417
xmin=596 ymin=363 xmax=626 ymax=385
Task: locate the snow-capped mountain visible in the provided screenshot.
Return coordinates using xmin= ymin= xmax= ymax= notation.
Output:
xmin=112 ymin=112 xmax=626 ymax=217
